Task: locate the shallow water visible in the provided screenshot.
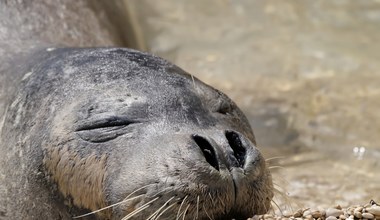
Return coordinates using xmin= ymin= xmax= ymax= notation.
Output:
xmin=126 ymin=0 xmax=380 ymax=210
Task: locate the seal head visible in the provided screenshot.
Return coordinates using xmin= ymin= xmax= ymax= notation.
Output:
xmin=1 ymin=48 xmax=273 ymax=219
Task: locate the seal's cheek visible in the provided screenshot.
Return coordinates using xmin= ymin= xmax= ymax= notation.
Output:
xmin=43 ymin=146 xmax=110 ymax=219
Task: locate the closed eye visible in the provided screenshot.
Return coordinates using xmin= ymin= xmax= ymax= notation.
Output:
xmin=74 ymin=116 xmax=142 ymax=143
xmin=75 ymin=116 xmax=138 ymax=131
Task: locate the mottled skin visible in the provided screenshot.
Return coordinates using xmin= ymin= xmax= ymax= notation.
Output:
xmin=0 ymin=1 xmax=273 ymax=220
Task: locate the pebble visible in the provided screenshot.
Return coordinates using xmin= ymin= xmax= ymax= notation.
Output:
xmin=361 ymin=213 xmax=374 ymax=219
xmin=354 ymin=207 xmax=363 ymax=213
xmin=311 ymin=210 xmax=322 ymax=218
xmin=366 ymin=206 xmax=380 ymax=215
xmin=302 ymin=210 xmax=311 ymax=218
xmin=354 ymin=211 xmax=362 ymax=218
xmin=326 ymin=208 xmax=344 ymax=217
xmin=282 ymin=210 xmax=292 ymax=218
xmin=293 ymin=211 xmax=302 ymax=218
xmin=252 ymin=201 xmax=379 ymax=220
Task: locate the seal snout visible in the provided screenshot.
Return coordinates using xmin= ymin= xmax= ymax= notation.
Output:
xmin=191 ymin=130 xmax=250 ymax=171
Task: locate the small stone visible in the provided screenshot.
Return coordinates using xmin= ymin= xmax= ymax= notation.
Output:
xmin=366 ymin=206 xmax=380 ymax=216
xmin=320 ymin=209 xmax=326 ymax=216
xmin=362 ymin=213 xmax=374 ymax=219
xmin=339 ymin=214 xmax=346 ymax=219
xmin=295 ymin=218 xmax=303 ymax=220
xmin=264 ymin=214 xmax=273 ymax=219
xmin=326 ymin=208 xmax=344 ymax=217
xmin=346 ymin=209 xmax=354 ymax=215
xmin=354 ymin=212 xmax=362 ymax=218
xmin=348 ymin=215 xmax=354 ymax=219
xmin=334 ymin=205 xmax=342 ymax=210
xmin=303 ymin=210 xmax=311 ymax=217
xmin=282 ymin=210 xmax=292 ymax=218
xmin=304 ymin=214 xmax=313 ymax=220
xmin=326 ymin=216 xmax=338 ymax=220
xmin=354 ymin=207 xmax=363 ymax=213
xmin=312 ymin=210 xmax=323 ymax=218
xmin=293 ymin=211 xmax=302 ymax=218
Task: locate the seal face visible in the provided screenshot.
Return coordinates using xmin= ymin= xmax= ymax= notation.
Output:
xmin=0 ymin=48 xmax=273 ymax=219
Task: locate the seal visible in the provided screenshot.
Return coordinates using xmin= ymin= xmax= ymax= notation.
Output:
xmin=0 ymin=1 xmax=273 ymax=220
xmin=0 ymin=47 xmax=273 ymax=220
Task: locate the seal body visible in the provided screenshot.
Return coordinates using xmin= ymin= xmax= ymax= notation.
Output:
xmin=0 ymin=47 xmax=273 ymax=219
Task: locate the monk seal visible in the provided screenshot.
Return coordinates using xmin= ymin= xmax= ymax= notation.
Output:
xmin=0 ymin=47 xmax=273 ymax=219
xmin=0 ymin=1 xmax=273 ymax=219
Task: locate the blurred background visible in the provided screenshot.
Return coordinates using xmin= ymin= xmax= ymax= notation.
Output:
xmin=99 ymin=0 xmax=380 ymax=210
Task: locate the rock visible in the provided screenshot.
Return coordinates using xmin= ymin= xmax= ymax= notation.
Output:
xmin=282 ymin=210 xmax=292 ymax=218
xmin=339 ymin=214 xmax=346 ymax=219
xmin=264 ymin=214 xmax=274 ymax=219
xmin=311 ymin=210 xmax=323 ymax=218
xmin=326 ymin=216 xmax=338 ymax=220
xmin=304 ymin=214 xmax=313 ymax=220
xmin=293 ymin=211 xmax=302 ymax=218
xmin=354 ymin=211 xmax=362 ymax=218
xmin=362 ymin=212 xmax=374 ymax=219
xmin=326 ymin=208 xmax=344 ymax=217
xmin=366 ymin=206 xmax=380 ymax=216
xmin=303 ymin=210 xmax=311 ymax=217
xmin=354 ymin=207 xmax=363 ymax=213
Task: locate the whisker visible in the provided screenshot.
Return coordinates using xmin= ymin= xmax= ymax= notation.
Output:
xmin=73 ymin=184 xmax=152 ymax=218
xmin=182 ymin=204 xmax=190 ymax=220
xmin=268 ymin=166 xmax=286 ymax=170
xmin=265 ymin=156 xmax=285 ymax=163
xmin=152 ymin=188 xmax=174 ymax=198
xmin=155 ymin=202 xmax=177 ymax=220
xmin=273 ymin=182 xmax=288 ymax=191
xmin=208 ymin=193 xmax=216 ymax=207
xmin=195 ymin=195 xmax=200 ymax=220
xmin=146 ymin=196 xmax=175 ymax=220
xmin=73 ymin=194 xmax=144 ymax=218
xmin=273 ymin=187 xmax=297 ymax=213
xmin=122 ymin=197 xmax=159 ymax=220
xmin=217 ymin=194 xmax=225 ymax=208
xmin=271 ymin=199 xmax=284 ymax=216
xmin=176 ymin=195 xmax=188 ymax=220
xmin=203 ymin=204 xmax=213 ymax=220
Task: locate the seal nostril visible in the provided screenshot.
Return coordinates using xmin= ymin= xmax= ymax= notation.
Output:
xmin=225 ymin=131 xmax=246 ymax=168
xmin=192 ymin=135 xmax=219 ymax=171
